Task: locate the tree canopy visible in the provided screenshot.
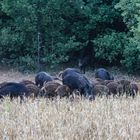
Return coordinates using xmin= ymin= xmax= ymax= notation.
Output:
xmin=0 ymin=0 xmax=139 ymax=73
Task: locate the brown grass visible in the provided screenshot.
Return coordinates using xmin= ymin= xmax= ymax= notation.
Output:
xmin=0 ymin=70 xmax=139 ymax=140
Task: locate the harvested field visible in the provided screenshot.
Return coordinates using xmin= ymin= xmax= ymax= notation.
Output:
xmin=0 ymin=97 xmax=139 ymax=140
xmin=0 ymin=70 xmax=139 ymax=140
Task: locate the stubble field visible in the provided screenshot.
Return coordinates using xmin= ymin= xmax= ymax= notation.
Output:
xmin=0 ymin=69 xmax=139 ymax=140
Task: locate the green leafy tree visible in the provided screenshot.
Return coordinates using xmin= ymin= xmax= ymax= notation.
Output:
xmin=115 ymin=0 xmax=140 ymax=72
xmin=1 ymin=0 xmax=41 ymax=70
xmin=93 ymin=31 xmax=127 ymax=65
xmin=0 ymin=0 xmax=129 ymax=71
xmin=81 ymin=0 xmax=128 ymax=66
xmin=0 ymin=0 xmax=82 ymax=71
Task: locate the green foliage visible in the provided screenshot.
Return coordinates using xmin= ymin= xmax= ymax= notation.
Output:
xmin=93 ymin=31 xmax=126 ymax=64
xmin=121 ymin=36 xmax=140 ymax=73
xmin=1 ymin=0 xmax=83 ymax=70
xmin=42 ymin=36 xmax=80 ymax=65
xmin=115 ymin=0 xmax=140 ymax=72
xmin=0 ymin=0 xmax=131 ymax=71
xmin=115 ymin=0 xmax=140 ymax=31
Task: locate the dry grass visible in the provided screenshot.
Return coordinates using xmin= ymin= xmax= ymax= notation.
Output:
xmin=0 ymin=97 xmax=139 ymax=140
xmin=0 ymin=70 xmax=139 ymax=140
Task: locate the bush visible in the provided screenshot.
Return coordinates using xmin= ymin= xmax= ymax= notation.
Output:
xmin=93 ymin=31 xmax=126 ymax=65
xmin=121 ymin=36 xmax=140 ymax=73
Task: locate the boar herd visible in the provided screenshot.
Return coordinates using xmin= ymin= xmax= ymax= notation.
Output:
xmin=0 ymin=67 xmax=139 ymax=103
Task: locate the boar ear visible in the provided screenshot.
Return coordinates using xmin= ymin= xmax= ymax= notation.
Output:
xmin=58 ymin=71 xmax=63 ymax=78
